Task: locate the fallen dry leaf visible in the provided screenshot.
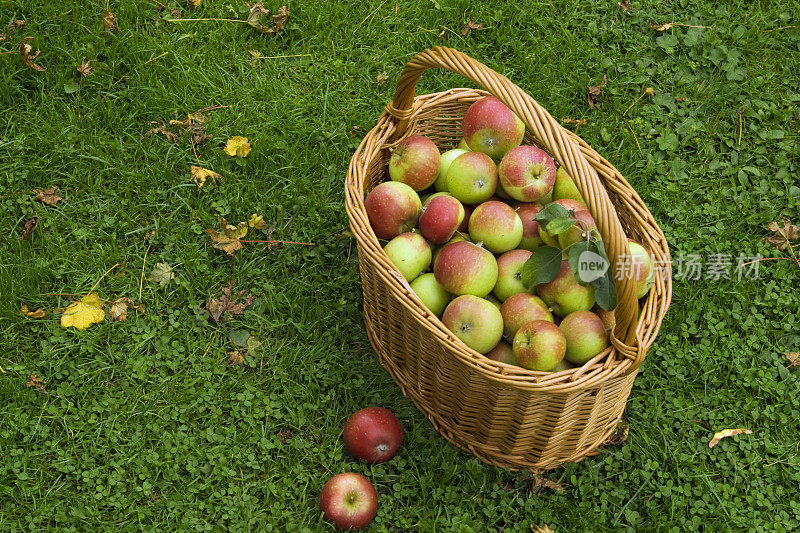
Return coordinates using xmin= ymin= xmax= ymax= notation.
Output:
xmin=206 ymin=217 xmax=248 ymax=255
xmin=618 ymin=0 xmax=632 ymax=12
xmin=103 ymin=9 xmax=118 ymax=31
xmin=141 ymin=121 xmax=179 ymax=145
xmin=644 ymin=86 xmax=656 ymax=96
xmin=204 ymin=281 xmax=255 ymax=323
xmin=20 ymin=216 xmax=39 ymax=241
xmin=246 ymin=336 xmax=261 ymax=358
xmin=228 ymin=349 xmax=245 ymax=366
xmin=531 ymin=474 xmax=570 ymax=493
xmin=61 ymin=293 xmax=105 ymax=330
xmin=348 ymin=125 xmax=362 ymax=136
xmin=77 ymin=57 xmax=95 ymax=77
xmin=764 ymin=217 xmax=799 ymax=250
xmin=562 ymin=117 xmax=587 ymax=126
xmin=587 ymin=74 xmax=607 ymax=108
xmin=606 ymin=419 xmax=630 ymax=445
xmin=0 ymin=19 xmax=25 ymax=41
xmin=148 ymin=262 xmax=175 ymax=287
xmin=248 ymin=213 xmax=268 ymax=230
xmin=376 ymin=71 xmax=388 ymax=86
xmin=108 ymin=297 xmax=144 ymax=322
xmin=189 ymin=0 xmax=202 ymax=6
xmin=786 ymin=352 xmax=800 ymax=367
xmin=247 ymin=3 xmax=289 ymax=36
xmin=650 ymin=22 xmax=674 ymax=32
xmin=27 ymin=374 xmax=47 ymax=392
xmin=460 ymin=17 xmax=484 ymax=36
xmin=532 ymin=526 xmax=555 ymax=533
xmin=189 ymin=122 xmax=211 ymax=146
xmin=19 ymin=37 xmax=46 ymax=72
xmin=223 ymin=136 xmax=251 ymax=157
xmin=33 ymin=188 xmax=62 ymax=205
xmin=21 ymin=303 xmax=47 ymax=318
xmin=709 ymin=428 xmax=752 ymax=448
xmin=190 ymin=165 xmax=223 ymax=190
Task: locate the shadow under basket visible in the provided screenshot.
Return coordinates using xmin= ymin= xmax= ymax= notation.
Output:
xmin=344 ymin=47 xmax=672 ymax=471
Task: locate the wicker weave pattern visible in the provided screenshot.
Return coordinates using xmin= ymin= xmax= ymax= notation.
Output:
xmin=344 ymin=47 xmax=671 ymax=470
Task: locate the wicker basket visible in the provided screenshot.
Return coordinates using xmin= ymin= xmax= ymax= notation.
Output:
xmin=344 ymin=47 xmax=672 ymax=471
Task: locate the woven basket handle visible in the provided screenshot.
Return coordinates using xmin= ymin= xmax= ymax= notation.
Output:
xmin=388 ymin=46 xmax=643 ymax=370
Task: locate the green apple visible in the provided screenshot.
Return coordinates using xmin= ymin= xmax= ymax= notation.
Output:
xmin=536 ymin=260 xmax=595 ymax=317
xmin=383 ymin=232 xmax=431 ymax=282
xmin=559 ymin=310 xmax=610 ymax=365
xmin=457 ymin=138 xmax=471 ymax=150
xmin=410 ymin=273 xmax=452 ymax=318
xmin=485 ymin=341 xmax=518 ymax=365
xmin=627 ymin=239 xmax=655 ymax=298
xmin=493 ymin=249 xmax=532 ymax=301
xmin=442 ymin=295 xmax=504 ymax=354
xmin=445 ymin=152 xmax=498 ymax=205
xmin=552 ymin=167 xmax=587 ymax=206
xmin=468 ymin=200 xmax=523 ymax=253
xmin=434 ymin=148 xmax=469 ymax=192
xmin=512 ymin=320 xmax=566 ymax=371
xmin=514 ymin=202 xmax=545 ymax=251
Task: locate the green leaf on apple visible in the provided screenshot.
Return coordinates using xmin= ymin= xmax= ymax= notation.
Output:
xmin=545 ymin=216 xmax=576 ymax=236
xmin=521 ymin=246 xmax=562 ymax=289
xmin=534 ymin=203 xmax=573 ymax=228
xmin=567 ymin=241 xmax=595 ymax=283
xmin=590 ymin=270 xmax=617 ymax=311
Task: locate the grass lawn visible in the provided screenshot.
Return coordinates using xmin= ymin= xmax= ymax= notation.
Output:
xmin=2 ymin=0 xmax=800 ymax=530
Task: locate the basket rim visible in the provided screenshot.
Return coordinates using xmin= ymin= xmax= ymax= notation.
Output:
xmin=345 ymin=87 xmax=672 ymax=392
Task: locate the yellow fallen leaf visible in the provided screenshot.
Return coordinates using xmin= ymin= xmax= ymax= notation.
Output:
xmin=248 ymin=213 xmax=267 ymax=229
xmin=21 ymin=303 xmax=47 ymax=318
xmin=223 ymin=136 xmax=252 ymax=157
xmin=708 ymin=428 xmax=752 ymax=448
xmin=644 ymin=87 xmax=656 ymax=96
xmin=206 ymin=217 xmax=248 ymax=255
xmin=190 ymin=165 xmax=223 ymax=189
xmin=61 ymin=293 xmax=105 ymax=330
xmin=189 ymin=0 xmax=202 ymax=6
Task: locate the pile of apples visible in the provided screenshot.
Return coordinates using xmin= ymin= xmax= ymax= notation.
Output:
xmin=365 ymin=96 xmax=655 ymax=372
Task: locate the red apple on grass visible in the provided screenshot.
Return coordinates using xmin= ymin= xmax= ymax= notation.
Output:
xmin=446 ymin=151 xmax=498 ymax=205
xmin=537 ymin=260 xmax=596 ymax=317
xmin=434 ymin=240 xmax=498 ymax=297
xmin=514 ymin=202 xmax=545 ymax=251
xmin=552 ymin=167 xmax=587 ymax=206
xmin=462 ymin=96 xmax=525 ymax=160
xmin=493 ymin=249 xmax=532 ymax=301
xmin=500 ymin=293 xmax=554 ymax=339
xmin=442 ymin=295 xmax=504 ymax=354
xmin=419 ymin=195 xmax=465 ymax=244
xmin=627 ymin=239 xmax=656 ymax=298
xmin=383 ymin=232 xmax=431 ymax=282
xmin=498 ymin=145 xmax=557 ymax=202
xmin=364 ymin=182 xmax=421 ymax=240
xmin=343 ymin=407 xmax=403 ymax=464
xmin=410 ymin=273 xmax=452 ymax=317
xmin=559 ymin=310 xmax=610 ymax=365
xmin=468 ymin=200 xmax=523 ymax=253
xmin=389 ymin=135 xmax=440 ymax=191
xmin=434 ymin=148 xmax=469 ymax=192
xmin=319 ymin=473 xmax=377 ymax=530
xmin=512 ymin=320 xmax=567 ymax=371
xmin=485 ymin=341 xmax=518 ymax=366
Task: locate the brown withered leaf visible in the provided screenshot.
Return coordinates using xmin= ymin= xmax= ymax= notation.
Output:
xmin=348 ymin=125 xmax=362 ymax=136
xmin=77 ymin=57 xmax=95 ymax=77
xmin=764 ymin=217 xmax=799 ymax=250
xmin=206 ymin=217 xmax=247 ymax=255
xmin=19 ymin=37 xmax=46 ymax=72
xmin=141 ymin=121 xmax=179 ymax=145
xmin=103 ymin=9 xmax=118 ymax=31
xmin=562 ymin=117 xmax=588 ymax=126
xmin=247 ymin=3 xmax=289 ymax=36
xmin=376 ymin=71 xmax=388 ymax=86
xmin=786 ymin=352 xmax=800 ymax=367
xmin=20 ymin=216 xmax=39 ymax=241
xmin=27 ymin=374 xmax=47 ymax=392
xmin=188 ymin=122 xmax=211 ymax=146
xmin=191 ymin=166 xmax=223 ymax=190
xmin=21 ymin=303 xmax=47 ymax=318
xmin=649 ymin=22 xmax=674 ymax=32
xmin=532 ymin=526 xmax=555 ymax=533
xmin=531 ymin=474 xmax=571 ymax=493
xmin=460 ymin=17 xmax=484 ymax=36
xmin=204 ymin=281 xmax=255 ymax=323
xmin=708 ymin=428 xmax=752 ymax=448
xmin=618 ymin=0 xmax=632 ymax=12
xmin=587 ymin=74 xmax=607 ymax=108
xmin=33 ymin=188 xmax=62 ymax=205
xmin=606 ymin=419 xmax=630 ymax=445
xmin=228 ymin=350 xmax=245 ymax=366
xmin=0 ymin=19 xmax=25 ymax=41
xmin=108 ymin=297 xmax=145 ymax=323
